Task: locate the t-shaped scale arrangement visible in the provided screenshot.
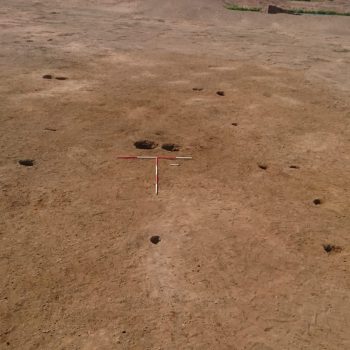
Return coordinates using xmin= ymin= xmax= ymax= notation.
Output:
xmin=117 ymin=155 xmax=192 ymax=195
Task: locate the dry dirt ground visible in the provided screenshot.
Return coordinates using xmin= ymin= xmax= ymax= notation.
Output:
xmin=1 ymin=0 xmax=350 ymax=349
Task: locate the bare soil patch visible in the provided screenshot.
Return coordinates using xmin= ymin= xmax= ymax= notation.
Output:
xmin=1 ymin=1 xmax=350 ymax=349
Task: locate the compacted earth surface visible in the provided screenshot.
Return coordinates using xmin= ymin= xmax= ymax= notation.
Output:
xmin=1 ymin=0 xmax=350 ymax=349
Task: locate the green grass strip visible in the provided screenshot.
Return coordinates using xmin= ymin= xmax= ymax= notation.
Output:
xmin=227 ymin=4 xmax=350 ymax=16
xmin=227 ymin=4 xmax=262 ymax=12
xmin=290 ymin=8 xmax=350 ymax=16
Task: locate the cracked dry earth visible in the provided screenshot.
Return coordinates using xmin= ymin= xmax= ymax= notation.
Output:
xmin=1 ymin=0 xmax=350 ymax=349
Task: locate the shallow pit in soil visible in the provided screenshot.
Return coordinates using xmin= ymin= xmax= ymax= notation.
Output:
xmin=18 ymin=159 xmax=34 ymax=166
xmin=134 ymin=140 xmax=158 ymax=149
xmin=323 ymin=244 xmax=342 ymax=254
xmin=162 ymin=143 xmax=180 ymax=152
xmin=150 ymin=236 xmax=161 ymax=245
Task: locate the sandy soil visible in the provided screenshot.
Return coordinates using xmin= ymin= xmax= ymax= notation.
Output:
xmin=1 ymin=0 xmax=350 ymax=349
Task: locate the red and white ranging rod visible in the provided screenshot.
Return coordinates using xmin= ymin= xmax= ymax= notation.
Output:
xmin=117 ymin=155 xmax=192 ymax=195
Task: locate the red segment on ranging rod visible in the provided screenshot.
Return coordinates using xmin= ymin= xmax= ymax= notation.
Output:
xmin=117 ymin=155 xmax=192 ymax=194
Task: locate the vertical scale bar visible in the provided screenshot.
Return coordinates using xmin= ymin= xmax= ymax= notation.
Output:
xmin=155 ymin=156 xmax=159 ymax=195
